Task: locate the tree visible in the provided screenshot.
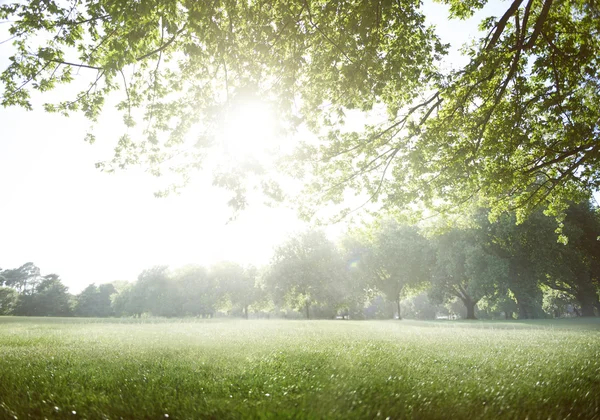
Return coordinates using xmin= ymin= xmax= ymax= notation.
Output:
xmin=541 ymin=202 xmax=600 ymax=316
xmin=12 ymin=273 xmax=72 ymax=316
xmin=267 ymin=230 xmax=344 ymax=319
xmin=1 ymin=263 xmax=42 ymax=295
xmin=111 ymin=282 xmax=144 ymax=317
xmin=431 ymin=229 xmax=508 ymax=320
xmin=477 ymin=209 xmax=551 ymax=319
xmin=360 ymin=221 xmax=432 ymax=319
xmin=480 ymin=204 xmax=600 ymax=317
xmin=0 ymin=286 xmax=18 ymax=315
xmin=212 ymin=262 xmax=259 ymax=319
xmin=133 ymin=266 xmax=178 ymax=317
xmin=337 ymin=233 xmax=374 ymax=319
xmin=172 ymin=265 xmax=221 ymax=318
xmin=75 ymin=283 xmax=117 ymax=317
xmin=31 ymin=274 xmax=72 ymax=316
xmin=3 ymin=1 xmax=596 ymax=218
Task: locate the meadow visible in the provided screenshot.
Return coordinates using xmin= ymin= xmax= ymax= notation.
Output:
xmin=0 ymin=317 xmax=599 ymax=419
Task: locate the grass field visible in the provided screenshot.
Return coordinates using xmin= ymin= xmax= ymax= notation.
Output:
xmin=0 ymin=317 xmax=599 ymax=419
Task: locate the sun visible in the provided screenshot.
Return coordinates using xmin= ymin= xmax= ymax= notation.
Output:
xmin=219 ymin=97 xmax=278 ymax=163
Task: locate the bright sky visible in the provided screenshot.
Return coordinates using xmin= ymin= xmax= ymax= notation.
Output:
xmin=0 ymin=1 xmax=507 ymax=293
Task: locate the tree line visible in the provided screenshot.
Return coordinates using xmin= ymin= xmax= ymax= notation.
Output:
xmin=1 ymin=203 xmax=599 ymax=320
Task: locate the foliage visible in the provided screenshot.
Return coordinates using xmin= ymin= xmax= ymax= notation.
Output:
xmin=400 ymin=293 xmax=440 ymax=320
xmin=360 ymin=221 xmax=432 ymax=319
xmin=542 ymin=202 xmax=600 ymax=316
xmin=75 ymin=283 xmax=117 ymax=317
xmin=542 ymin=286 xmax=578 ymax=318
xmin=266 ymin=230 xmax=345 ymax=319
xmin=172 ymin=265 xmax=221 ymax=317
xmin=2 ymin=0 xmax=597 ymax=218
xmin=31 ymin=274 xmax=72 ymax=316
xmin=211 ymin=262 xmax=260 ymax=318
xmin=480 ymin=204 xmax=600 ymax=317
xmin=0 ymin=262 xmax=42 ymax=295
xmin=430 ymin=228 xmax=509 ymax=319
xmin=0 ymin=286 xmax=18 ymax=315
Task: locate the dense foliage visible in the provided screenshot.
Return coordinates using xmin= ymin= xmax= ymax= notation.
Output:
xmin=1 ymin=0 xmax=598 ymax=218
xmin=2 ymin=202 xmax=599 ymax=319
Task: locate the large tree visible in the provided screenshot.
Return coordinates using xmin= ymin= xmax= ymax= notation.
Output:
xmin=360 ymin=221 xmax=432 ymax=319
xmin=267 ymin=230 xmax=344 ymax=319
xmin=172 ymin=265 xmax=221 ymax=318
xmin=431 ymin=229 xmax=508 ymax=320
xmin=541 ymin=202 xmax=600 ymax=316
xmin=211 ymin=261 xmax=259 ymax=318
xmin=479 ymin=204 xmax=600 ymax=317
xmin=2 ymin=0 xmax=597 ymax=218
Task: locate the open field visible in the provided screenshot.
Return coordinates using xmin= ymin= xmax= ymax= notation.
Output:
xmin=1 ymin=318 xmax=599 ymax=419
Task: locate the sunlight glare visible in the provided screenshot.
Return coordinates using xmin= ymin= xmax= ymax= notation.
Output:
xmin=220 ymin=98 xmax=278 ymax=163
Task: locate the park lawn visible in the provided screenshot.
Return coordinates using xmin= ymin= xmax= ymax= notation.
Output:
xmin=0 ymin=317 xmax=599 ymax=419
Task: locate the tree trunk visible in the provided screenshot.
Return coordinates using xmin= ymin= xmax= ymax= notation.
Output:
xmin=517 ymin=303 xmax=530 ymax=319
xmin=578 ymin=297 xmax=597 ymax=317
xmin=243 ymin=305 xmax=249 ymax=319
xmin=396 ymin=297 xmax=402 ymax=320
xmin=305 ymin=302 xmax=310 ymax=320
xmin=576 ymin=289 xmax=598 ymax=317
xmin=504 ymin=311 xmax=513 ymax=320
xmin=465 ymin=299 xmax=477 ymax=320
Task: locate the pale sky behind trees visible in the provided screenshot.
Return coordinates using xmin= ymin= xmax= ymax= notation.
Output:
xmin=0 ymin=0 xmax=506 ymax=292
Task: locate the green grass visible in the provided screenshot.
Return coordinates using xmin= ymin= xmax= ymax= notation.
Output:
xmin=1 ymin=318 xmax=599 ymax=419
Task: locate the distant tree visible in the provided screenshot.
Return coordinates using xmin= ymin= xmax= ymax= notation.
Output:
xmin=1 ymin=263 xmax=42 ymax=295
xmin=75 ymin=284 xmax=100 ymax=317
xmin=32 ymin=274 xmax=71 ymax=316
xmin=0 ymin=286 xmax=18 ymax=315
xmin=431 ymin=229 xmax=508 ymax=320
xmin=97 ymin=283 xmax=117 ymax=316
xmin=172 ymin=265 xmax=220 ymax=318
xmin=400 ymin=293 xmax=439 ymax=320
xmin=485 ymin=294 xmax=519 ymax=320
xmin=361 ymin=222 xmax=432 ymax=320
xmin=267 ymin=230 xmax=344 ymax=319
xmin=338 ymin=234 xmax=373 ymax=319
xmin=134 ymin=266 xmax=178 ymax=317
xmin=111 ymin=283 xmax=144 ymax=317
xmin=12 ymin=274 xmax=71 ymax=316
xmin=111 ymin=267 xmax=175 ymax=317
xmin=75 ymin=283 xmax=117 ymax=317
xmin=212 ymin=262 xmax=260 ymax=319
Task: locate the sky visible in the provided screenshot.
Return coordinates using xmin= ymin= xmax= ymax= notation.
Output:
xmin=0 ymin=1 xmax=508 ymax=293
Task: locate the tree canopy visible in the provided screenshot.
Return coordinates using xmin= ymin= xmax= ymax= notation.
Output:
xmin=2 ymin=0 xmax=597 ymax=218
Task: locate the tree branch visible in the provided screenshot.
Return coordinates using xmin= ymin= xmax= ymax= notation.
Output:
xmin=136 ymin=25 xmax=187 ymax=62
xmin=485 ymin=0 xmax=524 ymax=52
xmin=523 ymin=0 xmax=554 ymax=49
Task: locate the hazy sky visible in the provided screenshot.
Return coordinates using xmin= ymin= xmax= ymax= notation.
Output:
xmin=0 ymin=1 xmax=506 ymax=292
